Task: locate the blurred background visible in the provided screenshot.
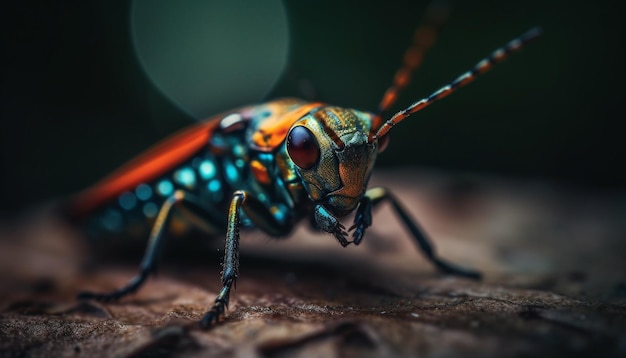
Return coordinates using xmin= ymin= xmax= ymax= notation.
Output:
xmin=0 ymin=0 xmax=623 ymax=215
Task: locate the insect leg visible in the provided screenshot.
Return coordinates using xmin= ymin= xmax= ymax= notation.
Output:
xmin=77 ymin=190 xmax=224 ymax=301
xmin=353 ymin=187 xmax=481 ymax=279
xmin=349 ymin=197 xmax=373 ymax=246
xmin=200 ymin=190 xmax=292 ymax=328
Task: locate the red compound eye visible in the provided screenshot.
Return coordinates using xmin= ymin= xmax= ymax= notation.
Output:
xmin=287 ymin=126 xmax=320 ymax=169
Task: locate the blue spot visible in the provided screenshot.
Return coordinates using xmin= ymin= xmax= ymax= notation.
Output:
xmin=211 ymin=135 xmax=226 ymax=148
xmin=174 ymin=167 xmax=196 ymax=188
xmin=101 ymin=209 xmax=122 ymax=232
xmin=135 ymin=183 xmax=152 ymax=201
xmin=233 ymin=145 xmax=245 ymax=157
xmin=198 ymin=160 xmax=216 ymax=180
xmin=119 ymin=192 xmax=137 ymax=210
xmin=271 ymin=204 xmax=287 ymax=223
xmin=157 ymin=180 xmax=174 ymax=196
xmin=143 ymin=202 xmax=158 ymax=218
xmin=225 ymin=160 xmax=239 ymax=182
xmin=258 ymin=153 xmax=273 ymax=162
xmin=208 ymin=179 xmax=221 ymax=192
xmin=273 ymin=208 xmax=285 ymax=222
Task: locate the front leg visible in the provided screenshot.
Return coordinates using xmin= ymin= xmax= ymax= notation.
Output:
xmin=314 ymin=204 xmax=349 ymax=247
xmin=199 ymin=191 xmax=243 ymax=328
xmin=200 ymin=190 xmax=293 ymax=328
xmin=349 ymin=196 xmax=373 ymax=246
xmin=349 ymin=187 xmax=481 ymax=279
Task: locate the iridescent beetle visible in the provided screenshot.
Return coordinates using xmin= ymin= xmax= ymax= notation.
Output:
xmin=69 ymin=14 xmax=541 ymax=326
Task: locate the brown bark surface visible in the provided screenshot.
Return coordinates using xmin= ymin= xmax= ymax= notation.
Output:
xmin=1 ymin=170 xmax=625 ymax=357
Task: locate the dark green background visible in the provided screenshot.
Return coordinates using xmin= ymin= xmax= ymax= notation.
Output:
xmin=0 ymin=0 xmax=623 ymax=213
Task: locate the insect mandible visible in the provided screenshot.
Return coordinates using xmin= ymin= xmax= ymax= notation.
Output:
xmin=69 ymin=11 xmax=541 ymax=327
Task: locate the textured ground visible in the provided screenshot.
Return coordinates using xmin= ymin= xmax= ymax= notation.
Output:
xmin=1 ymin=169 xmax=625 ymax=357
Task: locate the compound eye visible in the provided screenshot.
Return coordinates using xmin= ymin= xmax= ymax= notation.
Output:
xmin=287 ymin=126 xmax=320 ymax=169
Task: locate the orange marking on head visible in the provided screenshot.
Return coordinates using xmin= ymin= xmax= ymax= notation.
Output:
xmin=251 ymin=102 xmax=323 ymax=151
xmin=250 ymin=160 xmax=271 ymax=185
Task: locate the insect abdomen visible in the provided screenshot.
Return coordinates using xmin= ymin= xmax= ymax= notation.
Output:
xmin=82 ymin=149 xmax=230 ymax=238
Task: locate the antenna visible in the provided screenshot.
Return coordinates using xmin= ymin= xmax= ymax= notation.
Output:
xmin=374 ymin=27 xmax=542 ymax=140
xmin=371 ymin=0 xmax=452 ymax=131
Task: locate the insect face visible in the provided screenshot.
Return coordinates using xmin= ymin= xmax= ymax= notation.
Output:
xmin=286 ymin=107 xmax=378 ymax=217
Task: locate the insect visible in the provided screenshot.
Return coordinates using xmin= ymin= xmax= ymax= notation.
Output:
xmin=69 ymin=12 xmax=541 ymax=327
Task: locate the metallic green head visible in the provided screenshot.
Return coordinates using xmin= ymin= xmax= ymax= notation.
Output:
xmin=285 ymin=106 xmax=381 ymax=217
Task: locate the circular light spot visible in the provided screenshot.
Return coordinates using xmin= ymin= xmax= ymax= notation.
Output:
xmin=143 ymin=202 xmax=158 ymax=218
xmin=135 ymin=183 xmax=153 ymax=201
xmin=198 ymin=160 xmax=216 ymax=179
xmin=174 ymin=167 xmax=196 ymax=188
xmin=270 ymin=205 xmax=286 ymax=222
xmin=131 ymin=0 xmax=289 ymax=118
xmin=101 ymin=209 xmax=122 ymax=232
xmin=208 ymin=179 xmax=221 ymax=192
xmin=119 ymin=192 xmax=137 ymax=210
xmin=157 ymin=180 xmax=174 ymax=196
xmin=225 ymin=160 xmax=239 ymax=182
xmin=233 ymin=145 xmax=245 ymax=157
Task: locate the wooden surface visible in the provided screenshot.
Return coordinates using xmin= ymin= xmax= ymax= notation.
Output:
xmin=1 ymin=169 xmax=625 ymax=357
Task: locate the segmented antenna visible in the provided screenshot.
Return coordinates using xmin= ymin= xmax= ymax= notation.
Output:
xmin=374 ymin=27 xmax=542 ymax=139
xmin=371 ymin=1 xmax=452 ymax=131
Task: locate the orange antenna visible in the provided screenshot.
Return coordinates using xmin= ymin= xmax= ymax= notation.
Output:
xmin=371 ymin=0 xmax=452 ymax=132
xmin=375 ymin=27 xmax=542 ymax=140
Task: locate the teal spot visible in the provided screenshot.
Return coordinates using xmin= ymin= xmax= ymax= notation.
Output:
xmin=208 ymin=179 xmax=221 ymax=192
xmin=258 ymin=153 xmax=273 ymax=162
xmin=174 ymin=167 xmax=196 ymax=188
xmin=143 ymin=202 xmax=158 ymax=218
xmin=211 ymin=135 xmax=226 ymax=148
xmin=101 ymin=209 xmax=122 ymax=231
xmin=198 ymin=160 xmax=216 ymax=179
xmin=272 ymin=206 xmax=286 ymax=222
xmin=233 ymin=145 xmax=245 ymax=157
xmin=135 ymin=183 xmax=152 ymax=201
xmin=119 ymin=192 xmax=137 ymax=210
xmin=235 ymin=158 xmax=245 ymax=168
xmin=257 ymin=193 xmax=267 ymax=202
xmin=225 ymin=160 xmax=238 ymax=182
xmin=157 ymin=180 xmax=174 ymax=196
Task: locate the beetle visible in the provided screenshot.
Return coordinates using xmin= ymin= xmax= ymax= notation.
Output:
xmin=69 ymin=17 xmax=541 ymax=327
